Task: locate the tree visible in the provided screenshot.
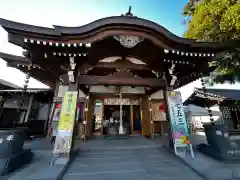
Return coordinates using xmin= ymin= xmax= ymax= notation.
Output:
xmin=182 ymin=0 xmax=240 ymax=85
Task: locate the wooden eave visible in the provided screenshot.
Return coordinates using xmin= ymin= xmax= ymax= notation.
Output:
xmin=0 ymin=16 xmax=232 ymax=52
xmin=0 ymin=53 xmax=58 ymax=88
xmin=0 ymin=51 xmax=210 ymax=89
xmin=0 ymin=18 xmax=222 ymax=88
xmin=44 ymin=37 xmax=213 ymax=73
xmin=183 ymin=88 xmax=226 ymax=107
xmin=0 ymin=89 xmax=54 ymax=103
xmin=183 ymin=92 xmax=218 ymax=107
xmin=184 ymin=95 xmax=218 ymax=107
xmin=15 ymin=66 xmax=56 ymax=88
xmin=0 ymin=52 xmax=30 ymax=64
xmin=0 ymin=88 xmax=52 ymax=94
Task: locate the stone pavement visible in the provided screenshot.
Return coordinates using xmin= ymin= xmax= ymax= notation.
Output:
xmin=156 ymin=132 xmax=240 ymax=180
xmin=62 ymin=136 xmax=204 ymax=180
xmin=6 ymin=150 xmax=52 ymax=180
xmin=179 ymin=150 xmax=240 ymax=180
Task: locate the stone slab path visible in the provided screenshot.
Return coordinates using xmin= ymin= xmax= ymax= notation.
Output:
xmin=62 ymin=137 xmax=204 ymax=180
xmin=180 ymin=150 xmax=240 ymax=180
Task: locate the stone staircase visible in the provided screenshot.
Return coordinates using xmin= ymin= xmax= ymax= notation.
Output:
xmin=62 ymin=137 xmax=204 ymax=180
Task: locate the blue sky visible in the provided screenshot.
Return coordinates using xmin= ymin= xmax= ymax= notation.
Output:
xmin=75 ymin=0 xmax=188 ymax=36
xmin=0 ymin=0 xmax=239 ymax=101
xmin=0 ymin=0 xmax=188 ymax=35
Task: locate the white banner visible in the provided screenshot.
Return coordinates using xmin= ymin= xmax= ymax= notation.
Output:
xmin=167 ymin=91 xmax=189 ymax=147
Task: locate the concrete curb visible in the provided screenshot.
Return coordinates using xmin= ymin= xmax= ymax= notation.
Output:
xmin=24 ymin=149 xmax=79 ymax=180
xmin=57 ymin=148 xmax=79 ymax=180
xmin=161 ymin=145 xmax=210 ymax=180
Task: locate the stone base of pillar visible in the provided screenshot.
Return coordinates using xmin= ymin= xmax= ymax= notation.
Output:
xmin=119 ymin=125 xmax=124 ymax=134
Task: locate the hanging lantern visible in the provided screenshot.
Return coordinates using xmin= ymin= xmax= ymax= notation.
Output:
xmin=55 ymin=103 xmax=61 ymax=109
xmin=201 ymin=78 xmax=214 ymax=124
xmin=18 ymin=65 xmax=31 ymax=110
xmin=159 ymin=103 xmax=165 ymax=112
xmin=99 ymin=96 xmax=105 ymax=101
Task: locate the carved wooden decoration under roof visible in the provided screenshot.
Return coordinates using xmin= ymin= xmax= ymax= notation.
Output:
xmin=114 ymin=36 xmax=143 ymax=48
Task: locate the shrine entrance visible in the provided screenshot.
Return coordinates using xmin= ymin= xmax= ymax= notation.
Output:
xmin=91 ymin=95 xmax=141 ymax=137
xmin=103 ymin=105 xmax=131 ymax=135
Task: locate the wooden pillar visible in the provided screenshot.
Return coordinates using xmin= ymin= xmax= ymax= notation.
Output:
xmin=119 ymin=92 xmax=124 ymax=134
xmin=85 ymin=94 xmax=91 ymax=137
xmin=52 ymin=62 xmax=79 ymax=161
xmin=130 ymin=104 xmax=133 ymax=134
xmin=82 ymin=94 xmax=88 ymax=138
xmin=163 ymin=91 xmax=174 ymax=148
xmin=0 ymin=97 xmax=5 ymax=127
xmin=141 ymin=95 xmax=150 ymax=137
xmin=47 ymin=102 xmax=56 ymax=138
xmin=85 ymin=94 xmax=96 ymax=137
xmin=44 ymin=99 xmax=53 ymax=136
xmin=24 ymin=94 xmax=34 ymax=123
xmin=149 ymin=96 xmax=152 ymax=138
xmin=163 ymin=72 xmax=174 ymax=148
xmin=101 ymin=100 xmax=104 ymax=134
xmin=140 ymin=97 xmax=143 ymax=135
xmin=130 ymin=104 xmax=134 ymax=134
xmin=47 ymin=81 xmax=60 ymax=138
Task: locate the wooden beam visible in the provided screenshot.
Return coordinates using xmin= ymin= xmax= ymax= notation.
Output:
xmin=79 ymin=84 xmax=89 ymax=94
xmin=78 ymin=75 xmax=165 ymax=87
xmin=0 ymin=52 xmax=31 ymax=64
xmin=146 ymin=87 xmax=163 ymax=95
xmin=7 ymin=64 xmax=56 ymax=88
xmin=77 ymin=62 xmax=92 ymax=74
xmin=95 ymin=61 xmax=150 ymax=70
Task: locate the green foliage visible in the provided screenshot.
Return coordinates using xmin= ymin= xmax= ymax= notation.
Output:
xmin=182 ymin=0 xmax=240 ymax=85
xmin=183 ymin=0 xmax=240 ymax=41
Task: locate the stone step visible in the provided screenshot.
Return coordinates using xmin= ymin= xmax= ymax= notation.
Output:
xmin=63 ymin=146 xmax=204 ymax=180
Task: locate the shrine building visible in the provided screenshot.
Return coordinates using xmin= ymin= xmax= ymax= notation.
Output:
xmin=0 ymin=10 xmax=232 ymax=140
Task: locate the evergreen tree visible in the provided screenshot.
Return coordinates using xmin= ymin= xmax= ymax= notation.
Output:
xmin=182 ymin=0 xmax=240 ymax=85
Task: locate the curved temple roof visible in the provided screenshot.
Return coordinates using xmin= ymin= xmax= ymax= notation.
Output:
xmin=0 ymin=14 xmax=237 ymax=90
xmin=0 ymin=16 xmax=230 ymax=50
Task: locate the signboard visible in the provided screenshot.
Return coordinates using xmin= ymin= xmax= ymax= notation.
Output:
xmin=104 ymin=98 xmax=140 ymax=105
xmin=151 ymin=102 xmax=166 ymax=121
xmin=167 ymin=91 xmax=194 ymax=158
xmin=53 ymin=91 xmax=78 ymax=156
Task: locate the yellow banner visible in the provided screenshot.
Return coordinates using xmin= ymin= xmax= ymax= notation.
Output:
xmin=53 ymin=91 xmax=78 ymax=155
xmin=58 ymin=91 xmax=78 ymax=131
